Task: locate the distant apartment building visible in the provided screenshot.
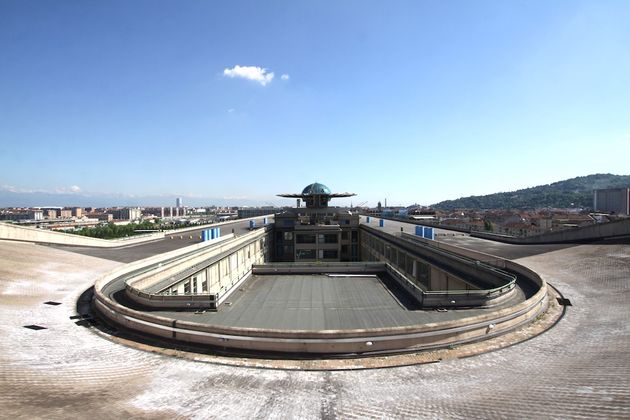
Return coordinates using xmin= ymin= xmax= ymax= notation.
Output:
xmin=45 ymin=209 xmax=58 ymax=219
xmin=0 ymin=210 xmax=44 ymax=222
xmin=59 ymin=209 xmax=73 ymax=218
xmin=110 ymin=208 xmax=142 ymax=221
xmin=86 ymin=212 xmax=114 ymax=222
xmin=71 ymin=207 xmax=83 ymax=218
xmin=237 ymin=207 xmax=275 ymax=219
xmin=594 ymin=188 xmax=630 ymax=215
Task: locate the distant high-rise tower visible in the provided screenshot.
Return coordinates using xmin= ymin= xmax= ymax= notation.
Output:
xmin=176 ymin=197 xmax=183 ymax=208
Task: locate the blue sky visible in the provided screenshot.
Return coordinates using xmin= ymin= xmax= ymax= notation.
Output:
xmin=1 ymin=1 xmax=629 ymax=207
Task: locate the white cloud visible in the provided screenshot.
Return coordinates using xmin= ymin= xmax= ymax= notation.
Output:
xmin=1 ymin=184 xmax=83 ymax=195
xmin=1 ymin=185 xmax=18 ymax=193
xmin=281 ymin=74 xmax=290 ymax=80
xmin=54 ymin=185 xmax=82 ymax=194
xmin=223 ymin=65 xmax=274 ymax=86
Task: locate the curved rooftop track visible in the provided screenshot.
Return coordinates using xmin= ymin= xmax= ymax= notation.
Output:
xmin=1 ymin=218 xmax=629 ymax=418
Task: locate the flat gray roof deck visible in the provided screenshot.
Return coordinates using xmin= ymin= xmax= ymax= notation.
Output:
xmin=161 ymin=274 xmax=527 ymax=330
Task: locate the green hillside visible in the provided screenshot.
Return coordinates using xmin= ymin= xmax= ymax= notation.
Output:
xmin=432 ymin=174 xmax=630 ymax=210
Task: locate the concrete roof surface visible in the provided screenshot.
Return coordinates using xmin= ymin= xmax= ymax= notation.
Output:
xmin=157 ymin=273 xmax=527 ymax=330
xmin=1 ymin=236 xmax=629 ymax=418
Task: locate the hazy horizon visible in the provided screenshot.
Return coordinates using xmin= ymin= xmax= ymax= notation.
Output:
xmin=1 ymin=173 xmax=627 ymax=209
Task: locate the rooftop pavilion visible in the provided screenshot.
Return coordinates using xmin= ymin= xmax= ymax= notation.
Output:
xmin=277 ymin=182 xmax=355 ymax=208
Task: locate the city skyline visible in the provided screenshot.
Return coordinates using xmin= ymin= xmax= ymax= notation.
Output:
xmin=2 ymin=1 xmax=630 ymax=207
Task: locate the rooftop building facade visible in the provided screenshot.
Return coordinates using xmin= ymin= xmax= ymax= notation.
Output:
xmin=274 ymin=182 xmax=360 ymax=262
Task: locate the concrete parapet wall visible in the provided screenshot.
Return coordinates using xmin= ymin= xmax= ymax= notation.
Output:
xmin=93 ymin=231 xmax=548 ymax=355
xmin=421 ymin=286 xmax=517 ymax=308
xmin=400 ymin=234 xmax=510 ymax=269
xmin=385 ymin=263 xmax=425 ymax=305
xmin=363 ymin=226 xmax=515 ymax=289
xmin=94 ymin=277 xmax=547 ymax=353
xmin=252 ymin=262 xmax=387 ymax=275
xmin=472 ymin=217 xmax=630 ymax=244
xmin=0 ymin=215 xmax=273 ymax=248
xmin=362 ymin=228 xmax=529 ymax=309
xmin=164 ymin=214 xmax=274 ymax=237
xmin=94 ymin=234 xmax=240 ymax=297
xmin=375 ymin=214 xmax=630 ymax=244
xmin=127 ymin=236 xmax=234 ymax=291
xmin=123 ymin=229 xmax=270 ymax=309
xmin=0 ymin=221 xmax=164 ymax=247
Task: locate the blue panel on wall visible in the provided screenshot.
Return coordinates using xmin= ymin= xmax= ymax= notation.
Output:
xmin=423 ymin=227 xmax=434 ymax=240
xmin=415 ymin=225 xmax=423 ymax=236
xmin=379 ymin=219 xmax=384 ymax=227
xmin=249 ymin=220 xmax=256 ymax=229
xmin=216 ymin=227 xmax=220 ymax=238
xmin=263 ymin=217 xmax=268 ymax=225
xmin=366 ymin=216 xmax=371 ymax=223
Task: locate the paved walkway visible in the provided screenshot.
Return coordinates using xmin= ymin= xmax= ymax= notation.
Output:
xmin=1 ymin=237 xmax=629 ymax=419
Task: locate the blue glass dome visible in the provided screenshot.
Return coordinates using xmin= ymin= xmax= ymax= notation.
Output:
xmin=302 ymin=182 xmax=331 ymax=195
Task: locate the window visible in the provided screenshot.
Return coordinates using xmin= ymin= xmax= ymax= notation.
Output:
xmin=284 ymin=232 xmax=293 ymax=240
xmin=184 ymin=281 xmax=191 ymax=294
xmin=202 ymin=279 xmax=208 ymax=292
xmin=319 ymin=234 xmax=338 ymax=244
xmin=192 ymin=277 xmax=198 ymax=294
xmin=323 ymin=249 xmax=338 ymax=259
xmin=341 ymin=231 xmax=349 ymax=240
xmin=296 ymin=234 xmax=316 ymax=244
xmin=416 ymin=261 xmax=430 ymax=287
xmin=296 ymin=249 xmax=316 ymax=259
xmin=351 ymin=231 xmax=358 ymax=242
xmin=406 ymin=256 xmax=414 ymax=275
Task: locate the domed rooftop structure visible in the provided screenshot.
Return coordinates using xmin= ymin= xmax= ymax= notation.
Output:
xmin=302 ymin=182 xmax=331 ymax=195
xmin=278 ymin=182 xmax=355 ymax=208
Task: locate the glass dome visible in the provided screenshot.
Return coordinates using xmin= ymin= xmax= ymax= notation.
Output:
xmin=302 ymin=182 xmax=331 ymax=195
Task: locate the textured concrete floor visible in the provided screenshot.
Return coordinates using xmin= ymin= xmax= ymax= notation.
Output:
xmin=152 ymin=273 xmax=526 ymax=330
xmin=1 ymin=238 xmax=629 ymax=419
